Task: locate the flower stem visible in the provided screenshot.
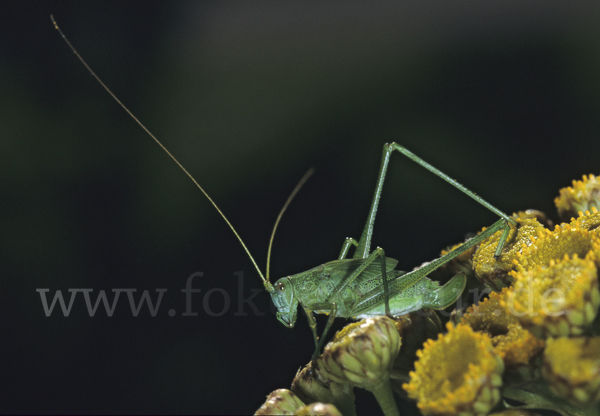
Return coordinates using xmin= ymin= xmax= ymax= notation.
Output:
xmin=369 ymin=381 xmax=400 ymax=416
xmin=504 ymin=384 xmax=599 ymax=416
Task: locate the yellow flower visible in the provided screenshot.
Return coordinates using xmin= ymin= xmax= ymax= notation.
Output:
xmin=461 ymin=289 xmax=544 ymax=381
xmin=555 ymin=174 xmax=600 ymax=222
xmin=570 ymin=206 xmax=600 ymax=232
xmin=473 ymin=218 xmax=546 ymax=290
xmin=403 ymin=323 xmax=504 ymax=416
xmin=513 ymin=209 xmax=553 ymax=227
xmin=505 ymin=253 xmax=600 ymax=338
xmin=542 ymin=337 xmax=600 ymax=407
xmin=514 ymin=222 xmax=600 ymax=272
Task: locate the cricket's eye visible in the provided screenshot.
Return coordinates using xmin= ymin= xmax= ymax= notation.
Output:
xmin=276 ymin=282 xmax=285 ymax=292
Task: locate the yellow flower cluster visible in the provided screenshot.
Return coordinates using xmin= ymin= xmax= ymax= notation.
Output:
xmin=403 ymin=174 xmax=600 ymax=415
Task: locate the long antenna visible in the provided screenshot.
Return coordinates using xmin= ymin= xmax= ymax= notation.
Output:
xmin=266 ymin=168 xmax=314 ymax=283
xmin=50 ymin=15 xmax=271 ymax=289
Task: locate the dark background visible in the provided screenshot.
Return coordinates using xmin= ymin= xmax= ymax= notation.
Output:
xmin=3 ymin=1 xmax=600 ymax=414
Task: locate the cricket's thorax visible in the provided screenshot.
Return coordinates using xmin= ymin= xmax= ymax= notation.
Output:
xmin=288 ymin=264 xmax=345 ymax=305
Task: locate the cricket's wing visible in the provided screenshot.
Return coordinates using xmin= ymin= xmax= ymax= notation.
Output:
xmin=319 ymin=257 xmax=399 ymax=315
xmin=322 ymin=257 xmax=398 ymax=288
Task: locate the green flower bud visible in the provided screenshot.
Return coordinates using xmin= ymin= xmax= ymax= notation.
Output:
xmin=294 ymin=402 xmax=342 ymax=416
xmin=318 ymin=316 xmax=401 ymax=416
xmin=318 ymin=316 xmax=401 ymax=389
xmin=291 ymin=364 xmax=356 ymax=416
xmin=255 ymin=389 xmax=304 ymax=415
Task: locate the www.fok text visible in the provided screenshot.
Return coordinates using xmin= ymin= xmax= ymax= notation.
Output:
xmin=36 ymin=271 xmax=265 ymax=317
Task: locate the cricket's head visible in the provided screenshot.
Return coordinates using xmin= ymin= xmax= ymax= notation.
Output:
xmin=270 ymin=277 xmax=298 ymax=328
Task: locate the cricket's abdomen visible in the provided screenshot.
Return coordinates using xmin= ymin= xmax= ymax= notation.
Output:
xmin=351 ymin=272 xmax=467 ymax=319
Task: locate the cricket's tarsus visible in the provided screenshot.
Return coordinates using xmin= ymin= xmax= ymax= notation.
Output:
xmin=54 ymin=15 xmax=515 ymax=362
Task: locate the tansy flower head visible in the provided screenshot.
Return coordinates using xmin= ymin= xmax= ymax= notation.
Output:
xmin=555 ymin=174 xmax=600 ymax=222
xmin=505 ymin=253 xmax=600 ymax=338
xmin=403 ymin=323 xmax=504 ymax=416
xmin=514 ymin=222 xmax=600 ymax=272
xmin=570 ymin=206 xmax=600 ymax=232
xmin=513 ymin=209 xmax=553 ymax=227
xmin=461 ymin=289 xmax=544 ymax=381
xmin=436 ymin=212 xmax=548 ymax=284
xmin=542 ymin=337 xmax=600 ymax=407
xmin=473 ymin=218 xmax=546 ymax=291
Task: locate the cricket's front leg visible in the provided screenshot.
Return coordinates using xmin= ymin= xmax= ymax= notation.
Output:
xmin=302 ymin=306 xmax=320 ymax=355
xmin=305 ymin=301 xmax=338 ymax=362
